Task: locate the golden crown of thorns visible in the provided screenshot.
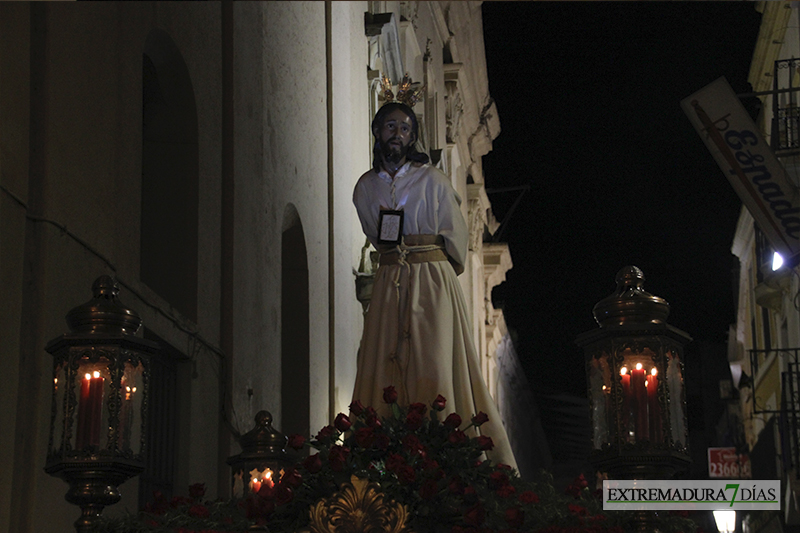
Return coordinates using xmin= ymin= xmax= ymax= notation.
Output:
xmin=379 ymin=73 xmax=425 ymax=108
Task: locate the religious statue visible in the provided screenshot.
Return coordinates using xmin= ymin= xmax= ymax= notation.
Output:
xmin=351 ymin=74 xmax=517 ymax=469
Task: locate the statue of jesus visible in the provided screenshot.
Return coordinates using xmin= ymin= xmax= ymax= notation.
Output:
xmin=351 ymin=93 xmax=517 ymax=469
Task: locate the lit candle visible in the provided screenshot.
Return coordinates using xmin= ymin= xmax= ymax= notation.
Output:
xmin=647 ymin=367 xmax=662 ymax=442
xmin=119 ymin=381 xmax=135 ymax=450
xmin=76 ymin=373 xmax=92 ymax=448
xmin=87 ymin=371 xmax=104 ymax=447
xmin=631 ymin=363 xmax=648 ymax=440
xmin=249 ymin=468 xmax=274 ymax=494
xmin=620 ymin=367 xmax=631 ymax=438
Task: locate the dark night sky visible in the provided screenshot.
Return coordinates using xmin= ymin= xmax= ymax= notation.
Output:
xmin=481 ymin=2 xmax=763 ymax=397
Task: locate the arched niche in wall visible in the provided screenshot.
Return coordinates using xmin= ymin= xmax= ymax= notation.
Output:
xmin=281 ymin=204 xmax=310 ymax=438
xmin=141 ymin=29 xmax=199 ymax=322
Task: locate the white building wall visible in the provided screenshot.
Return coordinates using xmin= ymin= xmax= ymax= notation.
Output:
xmin=330 ymin=1 xmax=371 ymax=418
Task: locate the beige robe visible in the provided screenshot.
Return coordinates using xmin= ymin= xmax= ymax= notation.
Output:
xmin=352 ymin=162 xmax=517 ymax=469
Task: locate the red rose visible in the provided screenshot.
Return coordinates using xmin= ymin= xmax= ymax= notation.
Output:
xmin=365 ymin=413 xmax=382 ymax=428
xmin=444 ymin=412 xmax=462 ymax=428
xmin=303 ymin=453 xmax=322 ymax=474
xmin=403 ymin=434 xmax=424 ymax=453
xmin=315 ymin=425 xmax=335 ymax=442
xmin=476 ymin=435 xmax=494 ymax=451
xmin=568 ymin=503 xmax=589 ymax=516
xmin=409 ymin=402 xmax=427 ymax=415
xmin=349 ymin=399 xmax=365 ymax=416
xmin=281 ymin=467 xmax=303 ymax=488
xmin=354 ymin=427 xmax=376 ymax=448
xmin=471 ymin=412 xmax=489 ymax=426
xmin=245 ymin=495 xmax=274 ymax=520
xmin=188 ymin=482 xmax=206 ymax=499
xmin=406 ymin=410 xmax=424 ymax=431
xmin=420 ymin=478 xmax=439 ymax=500
xmin=334 ymin=413 xmax=352 ymax=432
xmin=375 ymin=432 xmax=390 ymax=450
xmin=448 ymin=477 xmax=464 ymax=494
xmin=448 ymin=429 xmax=467 ymax=444
xmin=386 ymin=452 xmax=406 ymax=473
xmin=497 ymin=484 xmax=517 ymax=498
xmin=505 ymin=507 xmax=524 ymax=528
xmin=275 ymin=484 xmax=294 ymax=505
xmin=328 ymin=445 xmax=349 ymax=472
xmin=188 ymin=504 xmax=209 ymax=518
xmin=256 ymin=483 xmax=274 ymax=500
xmin=432 ymin=394 xmax=447 ymax=411
xmin=397 ymin=464 xmax=416 ymax=484
xmin=519 ymin=491 xmax=539 ymax=504
xmin=464 ymin=503 xmax=485 ymax=526
xmin=383 ymin=385 xmax=398 ymax=404
xmin=287 ymin=433 xmax=306 ymax=450
xmin=490 ymin=471 xmax=510 ymax=489
xmin=463 ymin=485 xmax=478 ymax=503
xmin=422 ymin=459 xmax=440 ymax=472
xmin=170 ymin=495 xmax=188 ymax=508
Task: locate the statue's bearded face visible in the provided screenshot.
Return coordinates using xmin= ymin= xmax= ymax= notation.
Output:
xmin=377 ymin=109 xmax=415 ymax=165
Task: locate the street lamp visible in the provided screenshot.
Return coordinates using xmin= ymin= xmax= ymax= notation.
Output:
xmin=576 ymin=266 xmax=692 ymax=480
xmin=44 ymin=276 xmax=158 ymax=532
xmin=713 ymin=510 xmax=736 ymax=533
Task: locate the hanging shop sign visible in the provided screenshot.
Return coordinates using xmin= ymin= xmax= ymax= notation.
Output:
xmin=681 ymin=76 xmax=800 ymax=267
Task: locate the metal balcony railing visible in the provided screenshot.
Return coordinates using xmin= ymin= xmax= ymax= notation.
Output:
xmin=782 ymin=362 xmax=800 ymax=474
xmin=746 ymin=349 xmax=800 ymax=476
xmin=770 ymin=58 xmax=800 ymax=154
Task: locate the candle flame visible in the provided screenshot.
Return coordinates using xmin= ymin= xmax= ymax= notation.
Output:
xmin=602 ymin=385 xmax=607 ymax=390
xmin=93 ymin=371 xmax=101 ymax=379
xmin=651 ymin=367 xmax=658 ymax=376
xmin=644 ymin=380 xmax=648 ymax=387
xmin=636 ymin=363 xmax=643 ymax=370
xmin=126 ymin=386 xmax=131 ymax=392
xmin=85 ymin=373 xmax=92 ymax=381
xmin=265 ymin=470 xmax=273 ymax=480
xmin=620 ymin=367 xmax=628 ymax=376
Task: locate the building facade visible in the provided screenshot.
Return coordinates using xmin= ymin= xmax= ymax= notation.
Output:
xmin=729 ymin=2 xmax=800 ymax=530
xmin=0 ymin=2 xmax=529 ymax=532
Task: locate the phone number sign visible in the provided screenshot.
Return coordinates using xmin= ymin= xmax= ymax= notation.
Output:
xmin=708 ymin=447 xmax=751 ymax=479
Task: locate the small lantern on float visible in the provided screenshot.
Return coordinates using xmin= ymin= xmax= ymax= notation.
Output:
xmin=226 ymin=411 xmax=294 ymax=498
xmin=576 ymin=266 xmax=691 ymax=481
xmin=44 ymin=276 xmax=158 ymax=533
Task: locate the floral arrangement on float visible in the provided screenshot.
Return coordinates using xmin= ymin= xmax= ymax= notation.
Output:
xmin=95 ymin=387 xmax=700 ymax=533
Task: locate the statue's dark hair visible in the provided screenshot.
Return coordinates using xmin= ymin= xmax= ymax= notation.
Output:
xmin=371 ymin=102 xmax=429 ymax=173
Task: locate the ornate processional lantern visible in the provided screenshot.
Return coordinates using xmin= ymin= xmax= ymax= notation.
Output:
xmin=226 ymin=411 xmax=294 ymax=498
xmin=575 ymin=266 xmax=691 ymax=480
xmin=44 ymin=276 xmax=158 ymax=532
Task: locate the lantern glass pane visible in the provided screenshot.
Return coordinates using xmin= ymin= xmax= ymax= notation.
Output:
xmin=121 ymin=361 xmax=144 ymax=455
xmin=51 ymin=361 xmax=69 ymax=455
xmin=74 ymin=358 xmax=110 ymax=450
xmin=589 ymin=355 xmax=611 ymax=449
xmin=666 ymin=350 xmax=686 ymax=447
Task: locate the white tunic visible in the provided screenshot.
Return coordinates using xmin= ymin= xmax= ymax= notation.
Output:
xmin=352 ymin=162 xmax=518 ymax=469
